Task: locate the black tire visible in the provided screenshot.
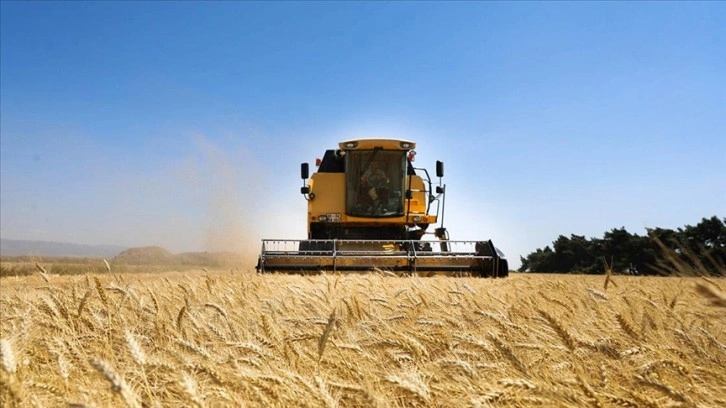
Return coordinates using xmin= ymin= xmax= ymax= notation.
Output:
xmin=498 ymin=259 xmax=509 ymax=278
xmin=477 ymin=259 xmax=493 ymax=278
xmin=475 ymin=242 xmax=494 ymax=277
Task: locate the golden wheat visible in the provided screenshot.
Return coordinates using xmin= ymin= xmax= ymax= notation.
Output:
xmin=0 ymin=270 xmax=724 ymax=407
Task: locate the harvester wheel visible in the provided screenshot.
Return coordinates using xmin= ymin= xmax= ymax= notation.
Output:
xmin=498 ymin=259 xmax=509 ymax=278
xmin=478 ymin=259 xmax=493 ymax=278
xmin=475 ymin=242 xmax=493 ymax=277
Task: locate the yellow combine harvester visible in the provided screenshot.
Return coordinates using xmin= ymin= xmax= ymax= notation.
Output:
xmin=256 ymin=138 xmax=508 ymax=277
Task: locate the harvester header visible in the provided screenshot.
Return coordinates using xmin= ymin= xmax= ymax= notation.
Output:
xmin=257 ymin=138 xmax=508 ymax=276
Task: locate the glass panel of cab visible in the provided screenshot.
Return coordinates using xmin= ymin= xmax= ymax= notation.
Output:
xmin=346 ymin=150 xmax=406 ymax=217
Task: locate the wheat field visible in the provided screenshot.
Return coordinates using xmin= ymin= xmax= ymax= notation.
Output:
xmin=1 ymin=270 xmax=724 ymax=407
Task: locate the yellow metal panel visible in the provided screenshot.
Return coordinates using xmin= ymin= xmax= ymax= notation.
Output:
xmin=339 ymin=139 xmax=416 ymax=151
xmin=307 ymin=164 xmax=436 ymax=229
xmin=308 ymin=173 xmax=345 ymax=219
xmin=406 ymin=175 xmax=427 ymax=214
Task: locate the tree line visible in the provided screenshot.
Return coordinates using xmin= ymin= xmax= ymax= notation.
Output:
xmin=518 ymin=216 xmax=725 ymax=275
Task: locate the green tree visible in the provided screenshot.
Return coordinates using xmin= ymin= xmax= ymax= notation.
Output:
xmin=600 ymin=227 xmax=657 ymax=275
xmin=518 ymin=246 xmax=556 ymax=273
xmin=678 ymin=216 xmax=726 ymax=266
xmin=518 ymin=216 xmax=723 ymax=275
xmin=552 ymin=234 xmax=599 ymax=273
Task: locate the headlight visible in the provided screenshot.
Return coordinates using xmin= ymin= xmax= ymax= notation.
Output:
xmin=413 ymin=216 xmax=422 ymax=222
xmin=318 ymin=213 xmax=341 ymax=222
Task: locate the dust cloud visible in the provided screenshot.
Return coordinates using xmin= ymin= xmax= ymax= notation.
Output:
xmin=179 ymin=134 xmax=268 ymax=265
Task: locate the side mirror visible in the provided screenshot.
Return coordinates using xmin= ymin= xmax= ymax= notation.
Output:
xmin=436 ymin=186 xmax=444 ymax=194
xmin=301 ymin=163 xmax=309 ymax=179
xmin=436 ymin=161 xmax=444 ymax=178
xmin=301 ymin=186 xmax=310 ymax=194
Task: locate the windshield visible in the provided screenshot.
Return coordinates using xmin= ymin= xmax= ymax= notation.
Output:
xmin=346 ymin=150 xmax=406 ymax=217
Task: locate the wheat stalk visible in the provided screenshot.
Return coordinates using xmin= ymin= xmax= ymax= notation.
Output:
xmin=1 ymin=264 xmax=723 ymax=406
xmin=0 ymin=339 xmax=16 ymax=374
xmin=93 ymin=277 xmax=108 ymax=308
xmin=538 ymin=309 xmax=578 ymax=351
xmin=124 ymin=330 xmax=146 ymax=366
xmin=695 ymin=282 xmax=726 ymax=308
xmin=90 ymin=359 xmax=140 ymax=408
xmin=317 ymin=307 xmax=337 ymax=362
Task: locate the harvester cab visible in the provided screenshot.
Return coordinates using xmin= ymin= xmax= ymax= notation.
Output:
xmin=257 ymin=138 xmax=508 ymax=277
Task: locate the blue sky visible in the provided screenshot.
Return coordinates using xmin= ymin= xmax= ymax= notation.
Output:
xmin=1 ymin=2 xmax=724 ymax=267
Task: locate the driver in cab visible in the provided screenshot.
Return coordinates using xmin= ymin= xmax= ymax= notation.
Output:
xmin=360 ymin=160 xmax=390 ymax=212
xmin=361 ymin=160 xmax=388 ymax=190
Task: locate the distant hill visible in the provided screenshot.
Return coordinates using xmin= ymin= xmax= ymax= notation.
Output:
xmin=113 ymin=246 xmax=175 ymax=264
xmin=1 ymin=240 xmax=243 ymax=267
xmin=0 ymin=239 xmax=127 ymax=258
xmin=113 ymin=246 xmax=242 ymax=266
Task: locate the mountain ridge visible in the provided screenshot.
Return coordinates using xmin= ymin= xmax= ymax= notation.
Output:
xmin=1 ymin=239 xmax=128 ymax=258
xmin=1 ymin=239 xmax=244 ymax=267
